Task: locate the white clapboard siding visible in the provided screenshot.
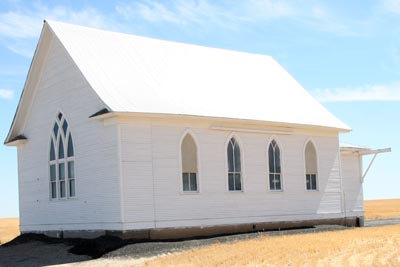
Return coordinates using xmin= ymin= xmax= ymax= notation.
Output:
xmin=121 ymin=119 xmax=344 ymax=230
xmin=18 ymin=35 xmax=122 ymax=232
xmin=341 ymin=153 xmax=364 ymax=216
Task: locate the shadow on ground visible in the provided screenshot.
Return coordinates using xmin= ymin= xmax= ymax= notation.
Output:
xmin=1 ymin=219 xmax=400 ymax=267
xmin=0 ymin=234 xmax=137 ymax=267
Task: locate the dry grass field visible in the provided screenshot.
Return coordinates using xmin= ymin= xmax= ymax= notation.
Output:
xmin=0 ymin=199 xmax=399 ymax=267
xmin=139 ymin=199 xmax=400 ymax=267
xmin=141 ymin=224 xmax=400 ymax=267
xmin=364 ymin=198 xmax=400 ymax=220
xmin=0 ymin=218 xmax=19 ymax=245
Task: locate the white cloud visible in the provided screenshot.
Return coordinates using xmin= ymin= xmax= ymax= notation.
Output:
xmin=114 ymin=1 xmax=367 ymax=36
xmin=0 ymin=0 xmax=372 ymax=58
xmin=0 ymin=2 xmax=115 ymax=57
xmin=314 ymin=82 xmax=400 ymax=102
xmin=304 ymin=5 xmax=365 ymax=37
xmin=6 ymin=41 xmax=35 ymax=57
xmin=383 ymin=0 xmax=400 ymax=14
xmin=115 ymin=0 xmax=296 ymax=27
xmin=0 ymin=89 xmax=14 ymax=100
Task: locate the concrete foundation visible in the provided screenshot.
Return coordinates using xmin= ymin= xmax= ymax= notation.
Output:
xmin=34 ymin=216 xmax=364 ymax=240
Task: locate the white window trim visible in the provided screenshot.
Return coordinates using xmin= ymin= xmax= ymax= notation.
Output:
xmin=178 ymin=129 xmax=200 ymax=194
xmin=303 ymin=138 xmax=320 ymax=192
xmin=49 ymin=112 xmax=76 ymax=201
xmin=225 ymin=133 xmax=244 ymax=193
xmin=266 ymin=136 xmax=284 ymax=192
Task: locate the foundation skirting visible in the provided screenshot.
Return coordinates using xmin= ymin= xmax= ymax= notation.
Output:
xmin=27 ymin=216 xmax=364 ymax=240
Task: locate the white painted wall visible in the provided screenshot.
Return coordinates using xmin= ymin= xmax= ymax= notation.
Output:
xmin=340 ymin=153 xmax=364 ymax=217
xmin=18 ymin=35 xmax=122 ymax=232
xmin=16 ymin=31 xmax=364 ymax=233
xmin=120 ymin=118 xmax=347 ymax=230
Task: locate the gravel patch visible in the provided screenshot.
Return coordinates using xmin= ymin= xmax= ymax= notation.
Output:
xmin=365 ymin=218 xmax=400 ymax=227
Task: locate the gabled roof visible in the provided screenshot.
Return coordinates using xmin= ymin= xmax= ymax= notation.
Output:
xmin=6 ymin=20 xmax=350 ymax=144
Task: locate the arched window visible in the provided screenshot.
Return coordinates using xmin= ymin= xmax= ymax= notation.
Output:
xmin=181 ymin=134 xmax=198 ymax=192
xmin=305 ymin=141 xmax=317 ymax=190
xmin=227 ymin=137 xmax=242 ymax=191
xmin=268 ymin=140 xmax=282 ymax=191
xmin=49 ymin=112 xmax=75 ymax=199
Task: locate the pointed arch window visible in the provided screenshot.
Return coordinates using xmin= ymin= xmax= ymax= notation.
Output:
xmin=227 ymin=137 xmax=242 ymax=191
xmin=181 ymin=134 xmax=198 ymax=192
xmin=305 ymin=141 xmax=318 ymax=190
xmin=49 ymin=112 xmax=75 ymax=199
xmin=268 ymin=140 xmax=282 ymax=191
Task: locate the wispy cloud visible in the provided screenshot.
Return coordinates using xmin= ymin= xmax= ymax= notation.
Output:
xmin=0 ymin=0 xmax=377 ymax=58
xmin=303 ymin=5 xmax=368 ymax=37
xmin=115 ymin=0 xmax=296 ymax=25
xmin=114 ymin=1 xmax=366 ymax=36
xmin=0 ymin=89 xmax=14 ymax=100
xmin=383 ymin=0 xmax=400 ymax=14
xmin=314 ymin=82 xmax=400 ymax=102
xmin=0 ymin=2 xmax=114 ymax=57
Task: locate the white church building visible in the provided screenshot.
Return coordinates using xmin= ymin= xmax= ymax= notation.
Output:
xmin=5 ymin=21 xmax=389 ymax=239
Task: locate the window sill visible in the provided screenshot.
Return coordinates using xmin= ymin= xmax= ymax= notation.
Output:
xmin=268 ymin=189 xmax=284 ymax=193
xmin=49 ymin=197 xmax=78 ymax=202
xmin=180 ymin=191 xmax=200 ymax=195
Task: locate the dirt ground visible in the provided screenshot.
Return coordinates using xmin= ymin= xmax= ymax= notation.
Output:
xmin=0 ymin=199 xmax=399 ymax=266
xmin=1 ymin=223 xmax=399 ymax=267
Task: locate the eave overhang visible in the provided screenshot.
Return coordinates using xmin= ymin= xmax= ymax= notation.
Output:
xmin=4 ymin=135 xmax=27 ymax=147
xmin=90 ymin=110 xmax=350 ymax=134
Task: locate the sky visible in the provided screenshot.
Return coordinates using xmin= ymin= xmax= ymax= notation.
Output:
xmin=0 ymin=0 xmax=399 ymax=217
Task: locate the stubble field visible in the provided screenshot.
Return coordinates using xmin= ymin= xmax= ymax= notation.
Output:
xmin=0 ymin=218 xmax=19 ymax=245
xmin=0 ymin=199 xmax=399 ymax=266
xmin=138 ymin=199 xmax=400 ymax=267
xmin=364 ymin=198 xmax=400 ymax=220
xmin=140 ymin=224 xmax=400 ymax=267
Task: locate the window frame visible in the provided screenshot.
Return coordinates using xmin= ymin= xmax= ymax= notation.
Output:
xmin=179 ymin=130 xmax=200 ymax=194
xmin=48 ymin=112 xmax=76 ymax=201
xmin=267 ymin=137 xmax=284 ymax=192
xmin=304 ymin=139 xmax=319 ymax=192
xmin=226 ymin=134 xmax=244 ymax=192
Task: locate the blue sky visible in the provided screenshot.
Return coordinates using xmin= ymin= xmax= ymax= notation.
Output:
xmin=0 ymin=0 xmax=399 ymax=217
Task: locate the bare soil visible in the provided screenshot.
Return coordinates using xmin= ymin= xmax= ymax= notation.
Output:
xmin=0 ymin=199 xmax=399 ymax=266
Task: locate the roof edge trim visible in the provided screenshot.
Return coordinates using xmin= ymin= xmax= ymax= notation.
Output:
xmin=91 ymin=111 xmax=350 ymax=133
xmin=4 ymin=22 xmax=49 ymax=145
xmin=4 ymin=135 xmax=27 ymax=146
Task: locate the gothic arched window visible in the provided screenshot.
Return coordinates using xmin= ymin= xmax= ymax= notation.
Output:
xmin=181 ymin=133 xmax=198 ymax=192
xmin=227 ymin=137 xmax=242 ymax=191
xmin=305 ymin=141 xmax=318 ymax=190
xmin=268 ymin=140 xmax=282 ymax=191
xmin=49 ymin=112 xmax=75 ymax=199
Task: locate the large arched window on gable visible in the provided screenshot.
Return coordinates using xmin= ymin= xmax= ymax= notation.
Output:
xmin=268 ymin=139 xmax=282 ymax=191
xmin=227 ymin=137 xmax=242 ymax=191
xmin=305 ymin=141 xmax=318 ymax=190
xmin=49 ymin=112 xmax=75 ymax=199
xmin=181 ymin=134 xmax=198 ymax=192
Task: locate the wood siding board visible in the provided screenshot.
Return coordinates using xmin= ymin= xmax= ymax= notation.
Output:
xmin=119 ymin=119 xmax=347 ymax=230
xmin=18 ymin=37 xmax=122 ymax=232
